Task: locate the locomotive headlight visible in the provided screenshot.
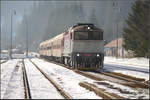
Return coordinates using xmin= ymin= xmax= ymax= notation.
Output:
xmin=97 ymin=54 xmax=100 ymax=57
xmin=71 ymin=30 xmax=74 ymax=32
xmin=77 ymin=54 xmax=80 ymax=56
xmin=88 ymin=27 xmax=90 ymax=30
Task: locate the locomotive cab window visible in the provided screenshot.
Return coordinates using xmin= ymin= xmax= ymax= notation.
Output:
xmin=74 ymin=31 xmax=88 ymax=40
xmin=74 ymin=31 xmax=103 ymax=40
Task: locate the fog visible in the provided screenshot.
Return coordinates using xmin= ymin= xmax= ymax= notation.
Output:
xmin=1 ymin=0 xmax=135 ymax=52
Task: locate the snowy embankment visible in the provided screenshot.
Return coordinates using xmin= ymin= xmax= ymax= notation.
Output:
xmin=24 ymin=59 xmax=64 ymax=99
xmin=1 ymin=59 xmax=24 ymax=99
xmin=104 ymin=56 xmax=149 ymax=81
xmin=32 ymin=58 xmax=101 ymax=99
xmin=32 ymin=58 xmax=149 ymax=99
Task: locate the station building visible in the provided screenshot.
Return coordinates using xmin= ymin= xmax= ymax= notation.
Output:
xmin=104 ymin=38 xmax=133 ymax=58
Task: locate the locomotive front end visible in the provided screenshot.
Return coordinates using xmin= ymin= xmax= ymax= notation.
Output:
xmin=71 ymin=24 xmax=104 ymax=70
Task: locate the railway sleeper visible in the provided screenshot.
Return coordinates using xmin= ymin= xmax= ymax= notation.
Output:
xmin=107 ymin=72 xmax=146 ymax=82
xmin=123 ymin=82 xmax=149 ymax=89
xmin=79 ymin=82 xmax=124 ymax=99
xmin=100 ymin=72 xmax=149 ymax=88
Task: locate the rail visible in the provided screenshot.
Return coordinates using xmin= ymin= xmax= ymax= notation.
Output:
xmin=43 ymin=58 xmax=149 ymax=89
xmin=29 ymin=59 xmax=72 ymax=99
xmin=22 ymin=59 xmax=32 ymax=99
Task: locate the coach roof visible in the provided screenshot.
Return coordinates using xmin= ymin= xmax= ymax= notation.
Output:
xmin=51 ymin=33 xmax=64 ymax=42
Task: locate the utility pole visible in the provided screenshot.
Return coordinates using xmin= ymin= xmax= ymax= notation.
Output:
xmin=10 ymin=10 xmax=16 ymax=59
xmin=117 ymin=2 xmax=119 ymax=59
xmin=148 ymin=3 xmax=150 ymax=68
xmin=24 ymin=10 xmax=28 ymax=58
xmin=116 ymin=19 xmax=118 ymax=59
xmin=113 ymin=1 xmax=119 ymax=58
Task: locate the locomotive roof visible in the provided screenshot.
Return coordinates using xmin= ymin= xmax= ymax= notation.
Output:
xmin=71 ymin=24 xmax=103 ymax=32
xmin=40 ymin=38 xmax=51 ymax=46
xmin=40 ymin=24 xmax=103 ymax=47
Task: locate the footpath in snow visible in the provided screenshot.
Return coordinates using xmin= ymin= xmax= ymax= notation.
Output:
xmin=1 ymin=59 xmax=24 ymax=99
xmin=24 ymin=59 xmax=64 ymax=99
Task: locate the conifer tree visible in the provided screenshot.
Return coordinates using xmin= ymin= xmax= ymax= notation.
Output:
xmin=123 ymin=0 xmax=150 ymax=57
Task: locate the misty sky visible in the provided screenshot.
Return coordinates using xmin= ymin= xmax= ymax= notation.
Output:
xmin=1 ymin=0 xmax=135 ymax=52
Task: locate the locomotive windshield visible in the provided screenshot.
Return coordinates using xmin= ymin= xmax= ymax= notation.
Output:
xmin=74 ymin=31 xmax=103 ymax=40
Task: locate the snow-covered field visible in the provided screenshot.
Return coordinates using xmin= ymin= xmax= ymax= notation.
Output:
xmin=104 ymin=56 xmax=149 ymax=68
xmin=1 ymin=59 xmax=24 ymax=99
xmin=24 ymin=59 xmax=64 ymax=99
xmin=104 ymin=56 xmax=149 ymax=81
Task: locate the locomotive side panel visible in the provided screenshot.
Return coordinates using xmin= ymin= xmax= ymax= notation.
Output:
xmin=63 ymin=31 xmax=72 ymax=57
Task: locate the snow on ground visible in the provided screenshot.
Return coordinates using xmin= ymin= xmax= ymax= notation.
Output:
xmin=32 ymin=58 xmax=149 ymax=99
xmin=32 ymin=58 xmax=101 ymax=99
xmin=86 ymin=72 xmax=149 ymax=99
xmin=24 ymin=59 xmax=64 ymax=99
xmin=12 ymin=54 xmax=26 ymax=59
xmin=1 ymin=59 xmax=24 ymax=99
xmin=104 ymin=56 xmax=149 ymax=68
xmin=104 ymin=56 xmax=149 ymax=81
xmin=1 ymin=57 xmax=148 ymax=99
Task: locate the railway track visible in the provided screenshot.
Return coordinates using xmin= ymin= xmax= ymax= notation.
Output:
xmin=42 ymin=58 xmax=149 ymax=89
xmin=99 ymin=71 xmax=148 ymax=88
xmin=22 ymin=59 xmax=32 ymax=99
xmin=31 ymin=59 xmax=126 ymax=99
xmin=104 ymin=71 xmax=146 ymax=82
xmin=29 ymin=59 xmax=72 ymax=99
xmin=100 ymin=71 xmax=147 ymax=82
xmin=75 ymin=69 xmax=148 ymax=89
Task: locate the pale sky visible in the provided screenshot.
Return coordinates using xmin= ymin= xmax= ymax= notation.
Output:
xmin=1 ymin=1 xmax=34 ymax=35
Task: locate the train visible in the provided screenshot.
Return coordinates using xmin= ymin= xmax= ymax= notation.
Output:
xmin=39 ymin=23 xmax=104 ymax=70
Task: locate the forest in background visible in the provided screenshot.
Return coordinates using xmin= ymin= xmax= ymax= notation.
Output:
xmin=1 ymin=0 xmax=135 ymax=52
